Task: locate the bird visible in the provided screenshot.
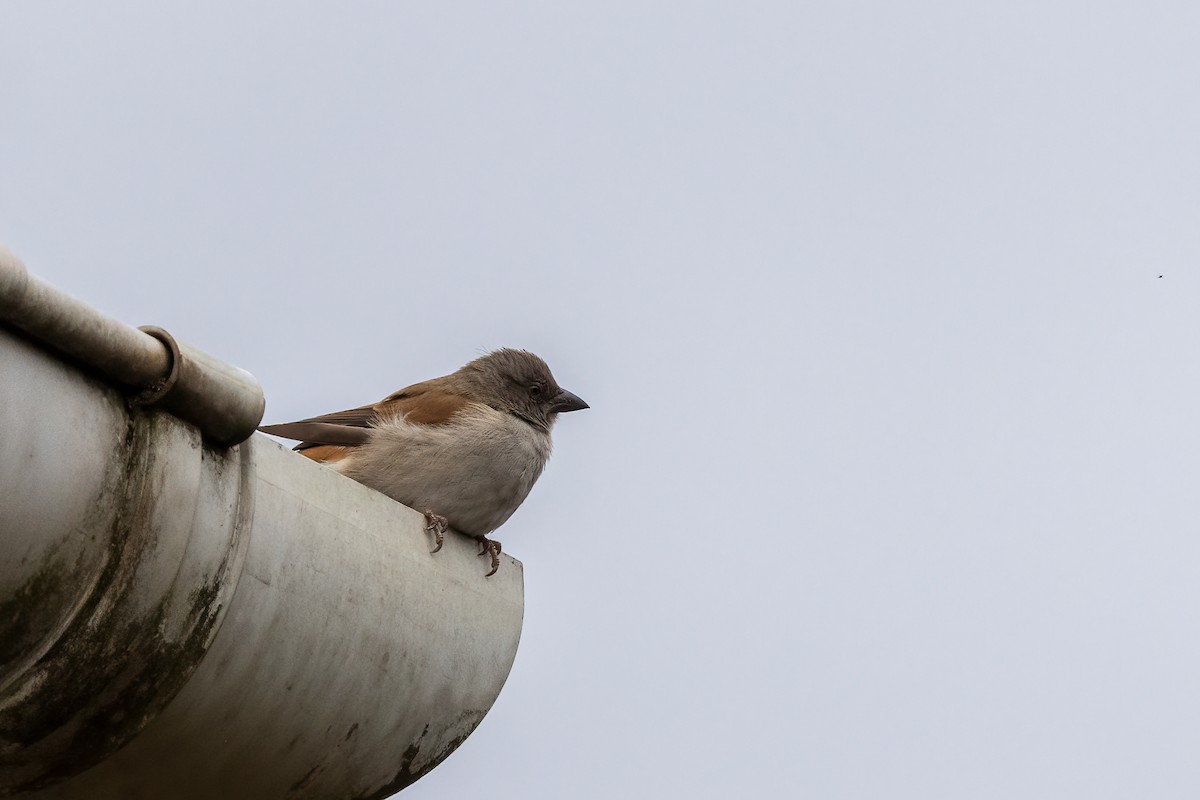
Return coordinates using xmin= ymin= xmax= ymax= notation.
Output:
xmin=259 ymin=349 xmax=588 ymax=575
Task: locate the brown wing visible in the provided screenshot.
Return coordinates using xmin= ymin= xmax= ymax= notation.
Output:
xmin=259 ymin=378 xmax=474 ymax=453
xmin=259 ymin=402 xmax=379 ymax=450
xmin=376 ymin=379 xmax=475 ymax=426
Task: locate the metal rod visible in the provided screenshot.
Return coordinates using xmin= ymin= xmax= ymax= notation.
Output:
xmin=0 ymin=245 xmax=264 ymax=445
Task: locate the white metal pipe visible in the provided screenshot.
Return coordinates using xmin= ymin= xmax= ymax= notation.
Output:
xmin=0 ymin=285 xmax=523 ymax=798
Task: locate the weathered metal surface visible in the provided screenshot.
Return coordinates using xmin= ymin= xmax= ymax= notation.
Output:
xmin=0 ymin=323 xmax=524 ymax=798
xmin=0 ymin=246 xmax=170 ymax=387
xmin=0 ymin=246 xmax=264 ymax=445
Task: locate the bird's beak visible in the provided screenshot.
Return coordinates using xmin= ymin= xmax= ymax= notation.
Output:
xmin=549 ymin=389 xmax=589 ymax=413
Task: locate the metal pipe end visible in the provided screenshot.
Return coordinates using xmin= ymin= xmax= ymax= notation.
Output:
xmin=0 ymin=243 xmax=31 ymax=312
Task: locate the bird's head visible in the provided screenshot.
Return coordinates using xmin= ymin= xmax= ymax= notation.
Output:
xmin=457 ymin=348 xmax=588 ymax=431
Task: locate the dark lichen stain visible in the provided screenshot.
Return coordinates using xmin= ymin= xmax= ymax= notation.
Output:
xmin=288 ymin=763 xmax=322 ymax=794
xmin=285 ymin=721 xmax=365 ymax=797
xmin=291 ymin=716 xmax=482 ymax=800
xmin=352 ymin=727 xmax=429 ymax=800
xmin=356 ymin=732 xmax=468 ymax=800
xmin=123 ymin=410 xmax=138 ymax=448
xmin=352 ymin=713 xmax=487 ymax=800
xmin=0 ymin=412 xmax=231 ymax=794
xmin=0 ymin=555 xmax=70 ymax=673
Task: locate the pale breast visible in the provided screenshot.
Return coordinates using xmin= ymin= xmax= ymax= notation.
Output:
xmin=338 ymin=402 xmax=553 ymax=535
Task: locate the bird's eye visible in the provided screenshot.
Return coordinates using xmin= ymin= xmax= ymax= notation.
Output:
xmin=529 ymin=384 xmax=543 ymax=398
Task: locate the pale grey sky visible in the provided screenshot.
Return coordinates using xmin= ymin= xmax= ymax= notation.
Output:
xmin=5 ymin=3 xmax=1200 ymax=797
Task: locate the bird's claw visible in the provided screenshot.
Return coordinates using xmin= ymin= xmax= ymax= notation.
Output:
xmin=423 ymin=511 xmax=448 ymax=553
xmin=477 ymin=537 xmax=502 ymax=577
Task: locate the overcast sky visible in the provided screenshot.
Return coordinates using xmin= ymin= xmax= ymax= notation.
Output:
xmin=5 ymin=3 xmax=1200 ymax=798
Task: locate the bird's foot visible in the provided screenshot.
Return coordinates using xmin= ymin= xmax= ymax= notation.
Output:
xmin=423 ymin=511 xmax=449 ymax=553
xmin=476 ymin=536 xmax=502 ymax=577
